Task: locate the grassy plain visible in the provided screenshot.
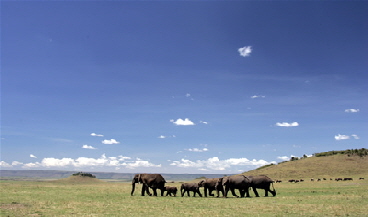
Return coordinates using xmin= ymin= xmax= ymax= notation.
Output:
xmin=1 ymin=176 xmax=367 ymax=217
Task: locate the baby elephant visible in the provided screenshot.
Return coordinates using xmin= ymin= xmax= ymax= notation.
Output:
xmin=164 ymin=186 xmax=178 ymax=196
xmin=181 ymin=183 xmax=202 ymax=197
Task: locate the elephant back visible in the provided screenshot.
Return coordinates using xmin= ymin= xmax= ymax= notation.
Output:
xmin=247 ymin=175 xmax=273 ymax=185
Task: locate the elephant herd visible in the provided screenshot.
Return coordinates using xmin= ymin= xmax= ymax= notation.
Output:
xmin=131 ymin=174 xmax=276 ymax=198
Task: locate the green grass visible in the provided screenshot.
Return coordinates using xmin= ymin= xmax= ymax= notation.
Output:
xmin=1 ymin=178 xmax=367 ymax=216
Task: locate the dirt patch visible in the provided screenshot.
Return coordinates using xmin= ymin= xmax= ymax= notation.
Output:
xmin=0 ymin=202 xmax=28 ymax=210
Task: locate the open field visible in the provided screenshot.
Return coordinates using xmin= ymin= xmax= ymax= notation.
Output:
xmin=1 ymin=177 xmax=367 ymax=217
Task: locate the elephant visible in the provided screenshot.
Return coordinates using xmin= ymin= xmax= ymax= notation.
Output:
xmin=246 ymin=175 xmax=276 ymax=197
xmin=180 ymin=183 xmax=202 ymax=197
xmin=216 ymin=175 xmax=251 ymax=198
xmin=198 ymin=178 xmax=224 ymax=197
xmin=131 ymin=173 xmax=166 ymax=196
xmin=163 ymin=186 xmax=178 ymax=196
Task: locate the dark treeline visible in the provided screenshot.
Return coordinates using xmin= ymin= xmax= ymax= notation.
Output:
xmin=314 ymin=148 xmax=368 ymax=157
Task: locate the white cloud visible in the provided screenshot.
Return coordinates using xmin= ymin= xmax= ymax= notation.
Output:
xmin=102 ymin=139 xmax=120 ymax=144
xmin=334 ymin=134 xmax=359 ymax=140
xmin=170 ymin=118 xmax=195 ymax=126
xmin=12 ymin=161 xmax=24 ymax=166
xmin=0 ymin=161 xmax=12 ymax=167
xmin=200 ymin=121 xmax=208 ymax=124
xmin=277 ymin=156 xmax=290 ymax=161
xmin=251 ymin=95 xmax=265 ymax=99
xmin=11 ymin=154 xmax=158 ymax=170
xmin=351 ymin=134 xmax=360 ymax=139
xmin=158 ymin=135 xmax=166 ymax=139
xmin=334 ymin=134 xmax=350 ymax=140
xmin=30 ymin=154 xmax=37 ymax=158
xmin=125 ymin=160 xmax=161 ymax=169
xmin=345 ymin=109 xmax=359 ymax=113
xmin=238 ymin=46 xmax=252 ymax=57
xmin=82 ymin=145 xmax=97 ymax=149
xmin=275 ymin=122 xmax=299 ymax=127
xmin=185 ymin=93 xmax=191 ymax=97
xmin=170 ymin=157 xmax=275 ymax=171
xmin=187 ymin=148 xmax=208 ymax=152
xmin=91 ymin=133 xmax=104 ymax=137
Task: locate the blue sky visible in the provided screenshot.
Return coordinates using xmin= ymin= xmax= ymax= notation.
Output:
xmin=1 ymin=1 xmax=367 ymax=174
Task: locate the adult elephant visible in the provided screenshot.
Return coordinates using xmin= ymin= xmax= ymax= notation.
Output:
xmin=131 ymin=174 xmax=166 ymax=196
xmin=247 ymin=175 xmax=276 ymax=197
xmin=181 ymin=183 xmax=202 ymax=197
xmin=198 ymin=178 xmax=224 ymax=197
xmin=216 ymin=175 xmax=251 ymax=198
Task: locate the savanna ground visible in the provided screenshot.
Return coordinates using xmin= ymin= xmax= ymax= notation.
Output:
xmin=1 ymin=177 xmax=367 ymax=217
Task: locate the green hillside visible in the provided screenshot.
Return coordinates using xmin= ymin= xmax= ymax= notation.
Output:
xmin=242 ymin=154 xmax=368 ymax=180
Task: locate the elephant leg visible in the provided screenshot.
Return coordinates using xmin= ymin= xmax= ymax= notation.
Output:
xmin=152 ymin=188 xmax=158 ymax=196
xmin=230 ymin=188 xmax=239 ymax=198
xmin=245 ymin=188 xmax=251 ymax=198
xmin=265 ymin=189 xmax=269 ymax=197
xmin=239 ymin=189 xmax=245 ymax=198
xmin=224 ymin=187 xmax=230 ymax=198
xmin=252 ymin=187 xmax=260 ymax=197
xmin=145 ymin=185 xmax=152 ymax=196
xmin=209 ymin=189 xmax=214 ymax=197
xmin=160 ymin=188 xmax=165 ymax=197
xmin=141 ymin=185 xmax=145 ymax=196
xmin=204 ymin=187 xmax=208 ymax=197
xmin=198 ymin=190 xmax=202 ymax=197
xmin=187 ymin=190 xmax=190 ymax=197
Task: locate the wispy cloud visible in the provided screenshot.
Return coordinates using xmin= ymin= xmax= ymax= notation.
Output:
xmin=158 ymin=135 xmax=166 ymax=139
xmin=82 ymin=145 xmax=97 ymax=149
xmin=351 ymin=134 xmax=360 ymax=139
xmin=275 ymin=122 xmax=299 ymax=127
xmin=250 ymin=95 xmax=265 ymax=99
xmin=334 ymin=134 xmax=359 ymax=140
xmin=102 ymin=139 xmax=120 ymax=144
xmin=170 ymin=118 xmax=195 ymax=126
xmin=200 ymin=121 xmax=208 ymax=124
xmin=345 ymin=109 xmax=360 ymax=113
xmin=238 ymin=46 xmax=252 ymax=57
xmin=30 ymin=154 xmax=37 ymax=158
xmin=91 ymin=133 xmax=104 ymax=137
xmin=187 ymin=148 xmax=208 ymax=152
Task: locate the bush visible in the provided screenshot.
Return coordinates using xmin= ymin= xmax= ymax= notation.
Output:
xmin=72 ymin=172 xmax=96 ymax=178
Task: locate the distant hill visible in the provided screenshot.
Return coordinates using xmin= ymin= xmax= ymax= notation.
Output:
xmin=51 ymin=175 xmax=105 ymax=184
xmin=242 ymin=154 xmax=368 ymax=179
xmin=0 ymin=170 xmax=233 ymax=182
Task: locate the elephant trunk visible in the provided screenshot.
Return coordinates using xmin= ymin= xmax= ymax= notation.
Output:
xmin=270 ymin=182 xmax=276 ymax=196
xmin=131 ymin=182 xmax=136 ymax=196
xmin=131 ymin=175 xmax=139 ymax=196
